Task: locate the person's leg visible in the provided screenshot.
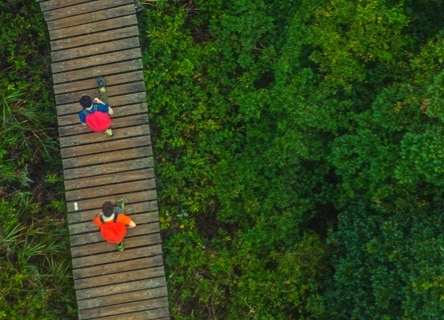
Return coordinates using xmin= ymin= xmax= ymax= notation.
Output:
xmin=97 ymin=76 xmax=109 ymax=104
xmin=116 ymin=198 xmax=125 ymax=211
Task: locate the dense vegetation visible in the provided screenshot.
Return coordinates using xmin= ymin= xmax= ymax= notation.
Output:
xmin=0 ymin=0 xmax=76 ymax=319
xmin=142 ymin=0 xmax=444 ymax=318
xmin=2 ymin=0 xmax=444 ymax=319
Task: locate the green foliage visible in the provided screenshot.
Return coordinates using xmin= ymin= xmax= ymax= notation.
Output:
xmin=309 ymin=0 xmax=409 ymax=92
xmin=0 ymin=1 xmax=75 ymax=319
xmin=325 ymin=201 xmax=444 ymax=319
xmin=140 ymin=0 xmax=444 ymax=318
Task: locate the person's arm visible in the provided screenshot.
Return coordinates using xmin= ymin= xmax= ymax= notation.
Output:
xmin=94 ymin=98 xmax=114 ymax=115
xmin=92 ymin=212 xmax=103 ymax=227
xmin=93 ymin=97 xmax=105 ymax=104
xmin=79 ymin=111 xmax=86 ymax=125
xmin=119 ymin=214 xmax=136 ymax=228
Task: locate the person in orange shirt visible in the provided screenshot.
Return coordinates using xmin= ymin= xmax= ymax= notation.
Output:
xmin=93 ymin=199 xmax=136 ymax=251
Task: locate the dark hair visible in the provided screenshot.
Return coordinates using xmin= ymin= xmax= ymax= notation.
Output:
xmin=79 ymin=95 xmax=92 ymax=108
xmin=102 ymin=201 xmax=115 ymax=217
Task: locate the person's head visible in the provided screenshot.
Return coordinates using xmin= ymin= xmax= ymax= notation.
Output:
xmin=79 ymin=95 xmax=92 ymax=108
xmin=102 ymin=201 xmax=115 ymax=218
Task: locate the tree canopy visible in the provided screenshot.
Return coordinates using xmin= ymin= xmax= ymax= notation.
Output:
xmin=142 ymin=0 xmax=444 ymax=318
xmin=2 ymin=0 xmax=444 ymax=319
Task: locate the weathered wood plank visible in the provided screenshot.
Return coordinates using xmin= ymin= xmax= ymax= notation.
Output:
xmin=54 ymin=69 xmax=143 ymax=95
xmin=52 ymin=59 xmax=143 ymax=84
xmin=90 ymin=309 xmax=170 ymax=320
xmin=77 ymin=282 xmax=167 ymax=305
xmin=55 ymin=80 xmax=146 ymax=105
xmin=72 ymin=244 xmax=162 ymax=269
xmin=65 ymin=177 xmax=156 ymax=201
xmin=50 ymin=25 xmax=139 ymax=51
xmin=64 ymin=167 xmax=154 ymax=191
xmin=63 ymin=157 xmax=154 ymax=179
xmin=73 ymin=255 xmax=165 ymax=279
xmin=39 ymin=0 xmax=90 ymax=12
xmin=51 ymin=36 xmax=140 ymax=62
xmin=63 ymin=145 xmax=152 ymax=170
xmin=59 ymin=124 xmax=150 ymax=148
xmin=51 ymin=47 xmax=141 ymax=73
xmin=43 ymin=0 xmax=134 ymax=22
xmin=78 ymin=296 xmax=169 ymax=320
xmin=76 ymin=287 xmax=167 ymax=309
xmin=48 ymin=14 xmax=137 ymax=40
xmin=46 ymin=3 xmax=136 ymax=31
xmin=61 ymin=135 xmax=151 ymax=159
xmin=70 ymin=191 xmax=156 ymax=216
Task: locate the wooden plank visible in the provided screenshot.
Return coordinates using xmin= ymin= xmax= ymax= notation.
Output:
xmin=46 ymin=3 xmax=136 ymax=31
xmin=73 ymin=255 xmax=165 ymax=279
xmin=72 ymin=244 xmax=162 ymax=269
xmin=65 ymin=177 xmax=156 ymax=201
xmin=63 ymin=147 xmax=149 ymax=169
xmin=59 ymin=124 xmax=150 ymax=148
xmin=43 ymin=0 xmax=134 ymax=22
xmin=61 ymin=135 xmax=151 ymax=158
xmin=79 ymin=298 xmax=170 ymax=320
xmin=39 ymin=0 xmax=90 ymax=12
xmin=76 ymin=287 xmax=167 ymax=309
xmin=71 ymin=232 xmax=162 ymax=257
xmin=68 ymin=202 xmax=158 ymax=226
xmin=53 ymin=69 xmax=143 ymax=95
xmin=67 ymin=193 xmax=158 ymax=216
xmin=50 ymin=25 xmax=139 ymax=51
xmin=62 ymin=144 xmax=152 ymax=169
xmin=64 ymin=167 xmax=154 ymax=191
xmin=78 ymin=296 xmax=169 ymax=319
xmin=48 ymin=14 xmax=137 ymax=40
xmin=55 ymin=80 xmax=146 ymax=105
xmin=76 ymin=278 xmax=167 ymax=301
xmin=90 ymin=309 xmax=170 ymax=320
xmin=51 ymin=36 xmax=140 ymax=62
xmin=51 ymin=47 xmax=141 ymax=73
xmin=63 ymin=157 xmax=154 ymax=179
xmin=56 ymin=91 xmax=147 ymax=116
xmin=53 ymin=59 xmax=143 ymax=84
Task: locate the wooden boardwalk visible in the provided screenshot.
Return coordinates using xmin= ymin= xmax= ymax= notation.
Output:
xmin=37 ymin=1 xmax=170 ymax=319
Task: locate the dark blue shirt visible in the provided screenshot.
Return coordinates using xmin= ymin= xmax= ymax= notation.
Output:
xmin=78 ymin=103 xmax=110 ymax=124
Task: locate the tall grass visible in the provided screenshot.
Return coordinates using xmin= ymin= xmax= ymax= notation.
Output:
xmin=0 ymin=1 xmax=77 ymax=319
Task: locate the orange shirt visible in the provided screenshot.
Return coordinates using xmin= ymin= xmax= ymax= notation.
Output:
xmin=93 ymin=213 xmax=133 ymax=228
